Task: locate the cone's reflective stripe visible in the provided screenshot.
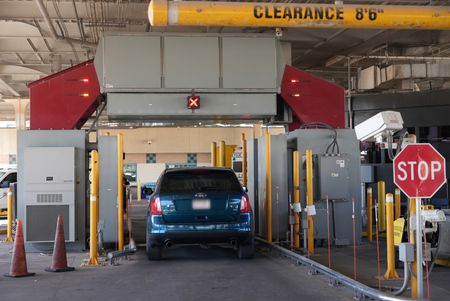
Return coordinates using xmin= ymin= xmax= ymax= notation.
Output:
xmin=149 ymin=0 xmax=450 ymax=30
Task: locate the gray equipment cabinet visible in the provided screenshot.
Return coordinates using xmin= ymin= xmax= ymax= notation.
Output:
xmin=17 ymin=130 xmax=86 ymax=251
xmin=289 ymin=129 xmax=362 ymax=246
xmin=98 ymin=136 xmax=119 ymax=245
xmin=94 ymin=32 xmax=292 ymax=121
xmin=257 ymin=134 xmax=289 ymax=241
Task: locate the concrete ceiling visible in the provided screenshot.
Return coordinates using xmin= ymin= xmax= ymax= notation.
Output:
xmin=1 ymin=0 xmax=450 ymax=122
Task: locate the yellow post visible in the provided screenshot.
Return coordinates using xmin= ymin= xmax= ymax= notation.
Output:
xmin=265 ymin=132 xmax=272 ymax=242
xmin=117 ymin=133 xmax=124 ymax=251
xmin=225 ymin=145 xmax=235 ymax=168
xmin=306 ymin=149 xmax=314 ymax=255
xmin=377 ymin=181 xmax=386 ymax=232
xmin=137 ymin=179 xmax=141 ymax=201
xmin=148 ymin=0 xmax=450 ymax=30
xmin=87 ymin=150 xmax=99 ymax=265
xmin=6 ymin=188 xmax=13 ymax=242
xmin=366 ymin=187 xmax=373 ymax=242
xmin=293 ymin=151 xmax=300 ymax=248
xmin=395 ymin=188 xmax=401 ymax=220
xmin=211 ymin=142 xmax=217 ymax=167
xmin=241 ymin=133 xmax=247 ymax=187
xmin=219 ymin=140 xmax=226 ymax=167
xmin=384 ymin=193 xmax=399 ymax=279
xmin=409 ymin=198 xmax=418 ymax=298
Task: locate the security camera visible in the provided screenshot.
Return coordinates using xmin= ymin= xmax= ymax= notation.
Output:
xmin=275 ymin=28 xmax=283 ymax=38
xmin=147 ymin=140 xmax=152 ymax=145
xmin=355 ymin=111 xmax=403 ymax=141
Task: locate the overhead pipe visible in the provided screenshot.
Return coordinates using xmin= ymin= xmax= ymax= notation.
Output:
xmin=351 ymin=55 xmax=450 ymax=61
xmin=34 ymin=0 xmax=96 ymax=48
xmin=148 ymin=0 xmax=450 ymax=30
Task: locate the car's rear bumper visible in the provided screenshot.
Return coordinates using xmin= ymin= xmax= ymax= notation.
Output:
xmin=147 ymin=213 xmax=253 ymax=244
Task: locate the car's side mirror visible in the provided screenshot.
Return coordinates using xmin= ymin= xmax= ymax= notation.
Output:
xmin=243 ymin=186 xmax=248 ymax=193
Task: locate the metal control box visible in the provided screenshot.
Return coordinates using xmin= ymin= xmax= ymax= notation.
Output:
xmin=399 ymin=243 xmax=414 ymax=263
xmin=23 ymin=147 xmax=76 ymax=242
xmin=317 ymin=154 xmax=350 ymax=200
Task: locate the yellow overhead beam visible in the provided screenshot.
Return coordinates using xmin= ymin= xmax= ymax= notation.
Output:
xmin=148 ymin=0 xmax=450 ymax=30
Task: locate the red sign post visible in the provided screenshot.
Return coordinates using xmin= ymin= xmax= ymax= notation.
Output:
xmin=393 ymin=143 xmax=446 ymax=299
xmin=393 ymin=143 xmax=446 ymax=199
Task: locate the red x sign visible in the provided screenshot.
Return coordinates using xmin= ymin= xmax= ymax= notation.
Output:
xmin=187 ymin=95 xmax=200 ymax=109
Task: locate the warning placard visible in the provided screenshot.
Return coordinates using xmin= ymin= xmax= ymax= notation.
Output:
xmin=393 ymin=218 xmax=405 ymax=246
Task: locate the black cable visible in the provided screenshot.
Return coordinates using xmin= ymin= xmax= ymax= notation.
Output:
xmin=299 ymin=122 xmax=340 ymax=155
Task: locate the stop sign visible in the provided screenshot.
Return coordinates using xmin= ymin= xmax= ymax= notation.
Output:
xmin=394 ymin=143 xmax=446 ymax=198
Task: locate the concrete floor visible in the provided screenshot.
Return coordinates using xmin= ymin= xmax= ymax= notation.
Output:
xmin=312 ymin=240 xmax=450 ymax=300
xmin=0 ymin=238 xmax=355 ymax=301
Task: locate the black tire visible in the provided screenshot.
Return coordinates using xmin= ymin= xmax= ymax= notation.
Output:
xmin=238 ymin=238 xmax=255 ymax=259
xmin=146 ymin=236 xmax=162 ymax=260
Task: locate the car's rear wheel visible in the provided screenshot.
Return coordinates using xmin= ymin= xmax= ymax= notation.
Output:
xmin=146 ymin=236 xmax=162 ymax=260
xmin=238 ymin=238 xmax=254 ymax=259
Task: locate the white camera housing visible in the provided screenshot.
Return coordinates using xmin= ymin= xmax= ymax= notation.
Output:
xmin=355 ymin=111 xmax=403 ymax=141
xmin=275 ymin=28 xmax=283 ymax=38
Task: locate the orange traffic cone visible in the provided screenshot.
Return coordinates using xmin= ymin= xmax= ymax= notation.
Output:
xmin=46 ymin=215 xmax=75 ymax=272
xmin=4 ymin=219 xmax=35 ymax=277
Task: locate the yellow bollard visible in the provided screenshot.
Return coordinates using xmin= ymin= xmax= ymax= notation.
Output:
xmin=265 ymin=132 xmax=272 ymax=242
xmin=219 ymin=141 xmax=226 ymax=167
xmin=306 ymin=149 xmax=314 ymax=255
xmin=293 ymin=151 xmax=300 ymax=249
xmin=241 ymin=133 xmax=247 ymax=187
xmin=409 ymin=198 xmax=418 ymax=298
xmin=6 ymin=188 xmax=13 ymax=242
xmin=117 ymin=133 xmax=124 ymax=251
xmin=395 ymin=188 xmax=401 ymax=220
xmin=87 ymin=150 xmax=99 ymax=265
xmin=384 ymin=193 xmax=399 ymax=279
xmin=211 ymin=142 xmax=217 ymax=167
xmin=137 ymin=179 xmax=141 ymax=201
xmin=377 ymin=181 xmax=386 ymax=232
xmin=367 ymin=187 xmax=373 ymax=242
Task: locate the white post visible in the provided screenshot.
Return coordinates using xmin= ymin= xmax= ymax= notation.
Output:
xmin=416 ymin=198 xmax=423 ymax=299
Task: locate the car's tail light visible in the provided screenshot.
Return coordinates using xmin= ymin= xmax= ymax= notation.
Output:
xmin=240 ymin=196 xmax=251 ymax=213
xmin=150 ymin=197 xmax=162 ymax=215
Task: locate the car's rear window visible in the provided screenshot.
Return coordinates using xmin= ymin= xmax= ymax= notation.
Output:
xmin=160 ymin=169 xmax=242 ymax=194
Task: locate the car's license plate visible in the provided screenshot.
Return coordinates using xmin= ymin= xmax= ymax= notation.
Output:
xmin=192 ymin=199 xmax=211 ymax=210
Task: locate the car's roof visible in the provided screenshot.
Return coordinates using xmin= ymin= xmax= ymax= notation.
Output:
xmin=165 ymin=167 xmax=233 ymax=173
